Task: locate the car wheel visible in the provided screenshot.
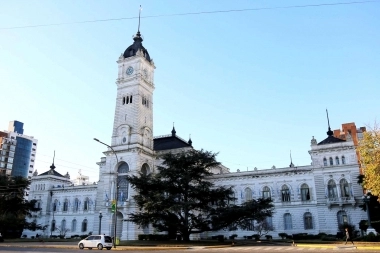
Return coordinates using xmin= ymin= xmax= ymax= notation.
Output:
xmin=79 ymin=243 xmax=84 ymax=250
xmin=106 ymin=248 xmax=111 ymax=250
xmin=97 ymin=244 xmax=103 ymax=250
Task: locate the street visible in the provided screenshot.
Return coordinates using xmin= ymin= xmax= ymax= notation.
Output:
xmin=0 ymin=245 xmax=377 ymax=253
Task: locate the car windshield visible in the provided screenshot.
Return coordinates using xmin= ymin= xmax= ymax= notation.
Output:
xmin=104 ymin=236 xmax=112 ymax=243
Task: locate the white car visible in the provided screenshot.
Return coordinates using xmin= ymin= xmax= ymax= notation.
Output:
xmin=78 ymin=235 xmax=113 ymax=250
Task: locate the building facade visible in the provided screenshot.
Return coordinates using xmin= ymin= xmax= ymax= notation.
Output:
xmin=0 ymin=121 xmax=38 ymax=181
xmin=23 ymin=27 xmax=367 ymax=239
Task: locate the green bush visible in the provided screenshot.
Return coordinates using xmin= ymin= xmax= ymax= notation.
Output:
xmin=265 ymin=235 xmax=272 ymax=240
xmin=278 ymin=233 xmax=288 ymax=239
xmin=252 ymin=234 xmax=260 ymax=240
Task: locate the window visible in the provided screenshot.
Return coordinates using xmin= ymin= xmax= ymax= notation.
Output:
xmin=118 ymin=163 xmax=129 ymax=174
xmin=81 ymin=219 xmax=88 ymax=232
xmin=300 ymin=183 xmax=310 ymax=201
xmin=63 ymin=199 xmax=69 ymax=212
xmin=329 ymin=157 xmax=333 ymax=166
xmin=335 ymin=157 xmax=340 ymax=165
xmin=51 ymin=220 xmax=56 ymax=231
xmin=323 ymin=158 xmax=327 ymax=166
xmin=71 ymin=219 xmax=77 ymax=232
xmin=245 ymin=220 xmax=255 ymax=231
xmin=53 ymin=200 xmax=58 ymax=212
xmin=337 ymin=211 xmax=348 ymax=226
xmin=118 ymin=177 xmax=129 ymax=202
xmin=141 ymin=163 xmax=150 ymax=175
xmin=245 ymin=188 xmax=252 ymax=201
xmin=61 ymin=219 xmax=66 ymax=231
xmin=304 ymin=212 xmax=313 ymax=229
xmin=281 ymin=185 xmax=291 ymax=202
xmin=284 ymin=213 xmax=292 ymax=230
xmin=262 ymin=186 xmax=271 ymax=199
xmin=342 ymin=156 xmax=346 ymax=164
xmin=340 ymin=179 xmax=350 ymax=198
xmin=74 ymin=198 xmax=79 ymax=212
xmin=84 ymin=198 xmax=89 ymax=211
xmin=327 ymin=179 xmax=338 ymax=200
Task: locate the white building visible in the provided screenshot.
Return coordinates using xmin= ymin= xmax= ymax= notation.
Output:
xmin=23 ymin=27 xmax=366 ymax=239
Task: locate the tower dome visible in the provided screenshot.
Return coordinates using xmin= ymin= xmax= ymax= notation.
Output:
xmin=123 ymin=31 xmax=151 ymax=62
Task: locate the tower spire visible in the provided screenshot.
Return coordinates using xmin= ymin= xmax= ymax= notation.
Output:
xmin=289 ymin=150 xmax=294 ymax=168
xmin=50 ymin=150 xmax=56 ymax=170
xmin=137 ymin=5 xmax=142 ymax=36
xmin=326 ymin=109 xmax=333 ymax=136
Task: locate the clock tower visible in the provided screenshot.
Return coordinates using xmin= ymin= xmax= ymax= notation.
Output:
xmin=112 ymin=29 xmax=155 ymax=154
xmin=95 ymin=26 xmax=156 ymax=240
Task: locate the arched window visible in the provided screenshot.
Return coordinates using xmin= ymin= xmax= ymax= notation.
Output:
xmin=51 ymin=219 xmax=56 ymax=232
xmin=228 ymin=192 xmax=236 ymax=205
xmin=300 ymin=183 xmax=310 ymax=201
xmin=281 ymin=185 xmax=291 ymax=202
xmin=63 ymin=199 xmax=69 ymax=212
xmin=118 ymin=177 xmax=129 ymax=202
xmin=340 ymin=179 xmax=350 ymax=198
xmin=73 ymin=198 xmax=79 ymax=212
xmin=337 ymin=210 xmax=348 ymax=226
xmin=266 ymin=216 xmax=273 ymax=228
xmin=53 ymin=199 xmax=58 ymax=212
xmin=329 ymin=157 xmax=333 ymax=166
xmin=323 ymin=158 xmax=327 ymax=166
xmin=81 ymin=219 xmax=88 ymax=232
xmin=245 ymin=188 xmax=252 ymax=201
xmin=328 ymin=179 xmax=338 ymax=200
xmin=61 ymin=219 xmax=66 ymax=231
xmin=335 ymin=157 xmax=340 ymax=165
xmin=83 ymin=198 xmax=89 ymax=211
xmin=284 ymin=213 xmax=292 ymax=230
xmin=342 ymin=156 xmax=346 ymax=164
xmin=304 ymin=212 xmax=313 ymax=229
xmin=71 ymin=219 xmax=77 ymax=232
xmin=262 ymin=186 xmax=271 ymax=199
xmin=118 ymin=163 xmax=129 ymax=174
xmin=141 ymin=163 xmax=150 ymax=175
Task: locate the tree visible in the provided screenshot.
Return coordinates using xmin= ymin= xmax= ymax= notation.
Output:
xmin=126 ymin=149 xmax=274 ymax=241
xmin=0 ymin=175 xmax=44 ymax=238
xmin=253 ymin=218 xmax=274 ymax=238
xmin=55 ymin=226 xmax=70 ymax=239
xmin=356 ymin=125 xmax=380 ymax=201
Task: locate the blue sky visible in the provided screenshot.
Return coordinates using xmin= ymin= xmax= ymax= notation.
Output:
xmin=1 ymin=0 xmax=379 ymax=181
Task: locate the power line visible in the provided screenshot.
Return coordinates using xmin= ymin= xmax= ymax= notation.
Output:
xmin=1 ymin=1 xmax=378 ymax=30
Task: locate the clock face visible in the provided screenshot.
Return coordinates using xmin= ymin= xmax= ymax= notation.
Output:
xmin=126 ymin=66 xmax=134 ymax=75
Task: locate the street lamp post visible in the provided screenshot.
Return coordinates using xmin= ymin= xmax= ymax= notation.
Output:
xmin=94 ymin=138 xmax=119 ymax=248
xmin=99 ymin=211 xmax=103 ymax=235
xmin=362 ymin=195 xmax=376 ymax=234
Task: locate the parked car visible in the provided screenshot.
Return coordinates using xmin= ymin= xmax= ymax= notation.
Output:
xmin=78 ymin=235 xmax=113 ymax=250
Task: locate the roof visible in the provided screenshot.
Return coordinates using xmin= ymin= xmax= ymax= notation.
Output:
xmin=154 ymin=130 xmax=192 ymax=151
xmin=38 ymin=163 xmax=66 ymax=178
xmin=39 ymin=168 xmax=65 ymax=178
xmin=318 ymin=128 xmax=346 ymax=145
xmin=123 ymin=31 xmax=151 ymax=62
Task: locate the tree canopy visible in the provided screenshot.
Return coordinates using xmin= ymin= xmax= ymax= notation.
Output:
xmin=357 ymin=125 xmax=380 ymax=201
xmin=0 ymin=175 xmax=44 ymax=238
xmin=126 ymin=149 xmax=274 ymax=241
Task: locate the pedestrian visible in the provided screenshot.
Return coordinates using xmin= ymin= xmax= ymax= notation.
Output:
xmin=345 ymin=228 xmax=354 ymax=245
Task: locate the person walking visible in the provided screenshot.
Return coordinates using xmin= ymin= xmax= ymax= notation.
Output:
xmin=345 ymin=228 xmax=354 ymax=245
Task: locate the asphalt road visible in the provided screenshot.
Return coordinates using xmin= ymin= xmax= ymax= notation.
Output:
xmin=0 ymin=245 xmax=377 ymax=253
